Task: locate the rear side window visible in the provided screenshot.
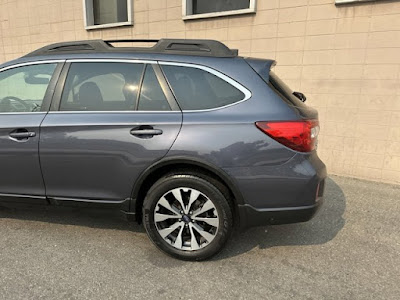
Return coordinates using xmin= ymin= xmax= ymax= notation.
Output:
xmin=60 ymin=62 xmax=144 ymax=111
xmin=161 ymin=65 xmax=245 ymax=110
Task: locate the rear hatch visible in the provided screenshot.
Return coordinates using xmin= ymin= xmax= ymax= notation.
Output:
xmin=245 ymin=58 xmax=320 ymax=153
xmin=245 ymin=58 xmax=318 ymax=120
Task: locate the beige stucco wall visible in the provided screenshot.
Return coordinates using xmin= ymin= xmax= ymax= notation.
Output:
xmin=0 ymin=0 xmax=400 ymax=184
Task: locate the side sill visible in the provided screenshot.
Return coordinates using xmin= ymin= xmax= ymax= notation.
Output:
xmin=0 ymin=193 xmax=130 ymax=211
xmin=47 ymin=196 xmax=128 ymax=204
xmin=0 ymin=193 xmax=48 ymax=205
xmin=47 ymin=197 xmax=130 ymax=210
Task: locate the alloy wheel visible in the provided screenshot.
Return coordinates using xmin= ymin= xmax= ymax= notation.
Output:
xmin=153 ymin=187 xmax=219 ymax=251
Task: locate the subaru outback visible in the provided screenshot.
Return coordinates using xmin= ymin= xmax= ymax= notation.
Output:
xmin=0 ymin=39 xmax=326 ymax=260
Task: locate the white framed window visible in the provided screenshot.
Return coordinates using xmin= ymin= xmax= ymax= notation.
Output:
xmin=83 ymin=0 xmax=132 ymax=30
xmin=182 ymin=0 xmax=256 ymax=20
xmin=335 ymin=0 xmax=373 ymax=3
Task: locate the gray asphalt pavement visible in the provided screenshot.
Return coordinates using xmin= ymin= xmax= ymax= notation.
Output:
xmin=0 ymin=175 xmax=399 ymax=300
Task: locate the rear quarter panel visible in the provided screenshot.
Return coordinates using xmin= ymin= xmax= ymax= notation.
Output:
xmin=165 ymin=57 xmax=299 ymax=168
xmin=165 ymin=57 xmax=324 ymax=209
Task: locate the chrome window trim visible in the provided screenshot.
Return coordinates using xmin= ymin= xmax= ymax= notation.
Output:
xmin=1 ymin=59 xmax=252 ymax=114
xmin=0 ymin=112 xmax=46 ymax=115
xmin=48 ymin=111 xmax=179 ymax=114
xmin=159 ymin=61 xmax=252 ymax=112
xmin=10 ymin=59 xmax=253 ymax=114
xmin=0 ymin=60 xmax=65 ymax=73
xmin=66 ymin=59 xmax=157 ymax=64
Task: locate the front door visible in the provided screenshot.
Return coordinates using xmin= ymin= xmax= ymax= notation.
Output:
xmin=39 ymin=61 xmax=182 ymax=202
xmin=0 ymin=62 xmax=61 ymax=198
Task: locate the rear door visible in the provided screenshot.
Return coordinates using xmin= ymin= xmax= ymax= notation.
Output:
xmin=0 ymin=61 xmax=62 ymax=198
xmin=39 ymin=60 xmax=181 ymax=202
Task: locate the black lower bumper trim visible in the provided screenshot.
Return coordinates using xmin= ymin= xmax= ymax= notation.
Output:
xmin=238 ymin=197 xmax=323 ymax=229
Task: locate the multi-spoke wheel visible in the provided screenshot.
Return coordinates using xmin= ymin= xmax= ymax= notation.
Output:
xmin=143 ymin=173 xmax=233 ymax=261
xmin=154 ymin=187 xmax=219 ymax=251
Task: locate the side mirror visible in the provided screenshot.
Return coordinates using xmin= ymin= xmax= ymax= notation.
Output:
xmin=293 ymin=91 xmax=306 ymax=102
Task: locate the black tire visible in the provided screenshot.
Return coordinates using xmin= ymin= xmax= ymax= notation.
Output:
xmin=143 ymin=173 xmax=233 ymax=261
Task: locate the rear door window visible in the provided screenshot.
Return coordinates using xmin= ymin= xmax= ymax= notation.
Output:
xmin=60 ymin=62 xmax=144 ymax=111
xmin=161 ymin=65 xmax=245 ymax=110
xmin=138 ymin=65 xmax=171 ymax=111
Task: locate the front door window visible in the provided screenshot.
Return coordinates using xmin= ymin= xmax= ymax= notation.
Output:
xmin=0 ymin=63 xmax=57 ymax=113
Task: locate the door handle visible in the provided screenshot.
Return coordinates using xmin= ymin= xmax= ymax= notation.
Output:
xmin=9 ymin=131 xmax=36 ymax=140
xmin=130 ymin=128 xmax=163 ymax=137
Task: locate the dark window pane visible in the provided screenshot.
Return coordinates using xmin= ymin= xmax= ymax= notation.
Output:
xmin=162 ymin=65 xmax=245 ymax=110
xmin=138 ymin=66 xmax=171 ymax=111
xmin=192 ymin=0 xmax=250 ymax=15
xmin=60 ymin=62 xmax=144 ymax=111
xmin=269 ymin=72 xmax=307 ymax=108
xmin=93 ymin=0 xmax=128 ymax=25
xmin=0 ymin=64 xmax=56 ymax=113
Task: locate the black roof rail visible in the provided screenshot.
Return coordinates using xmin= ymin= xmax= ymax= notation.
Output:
xmin=24 ymin=39 xmax=238 ymax=58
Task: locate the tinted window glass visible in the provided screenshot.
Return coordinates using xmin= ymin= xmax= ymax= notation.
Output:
xmin=60 ymin=62 xmax=144 ymax=111
xmin=193 ymin=0 xmax=250 ymax=15
xmin=162 ymin=65 xmax=245 ymax=110
xmin=269 ymin=72 xmax=307 ymax=108
xmin=138 ymin=65 xmax=170 ymax=111
xmin=0 ymin=63 xmax=56 ymax=113
xmin=93 ymin=0 xmax=128 ymax=25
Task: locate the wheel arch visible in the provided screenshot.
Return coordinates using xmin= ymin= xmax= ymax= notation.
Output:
xmin=130 ymin=156 xmax=244 ymax=224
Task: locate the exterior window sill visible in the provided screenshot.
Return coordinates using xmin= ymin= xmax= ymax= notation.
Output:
xmin=85 ymin=21 xmax=133 ymax=30
xmin=335 ymin=0 xmax=375 ymax=4
xmin=183 ymin=8 xmax=256 ymax=21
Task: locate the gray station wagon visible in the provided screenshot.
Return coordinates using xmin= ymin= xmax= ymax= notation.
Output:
xmin=0 ymin=39 xmax=326 ymax=260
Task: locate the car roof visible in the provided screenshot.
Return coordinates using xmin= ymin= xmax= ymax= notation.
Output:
xmin=0 ymin=39 xmax=246 ymax=70
xmin=0 ymin=39 xmax=276 ymax=97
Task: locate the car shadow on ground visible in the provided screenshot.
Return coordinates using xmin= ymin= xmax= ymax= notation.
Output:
xmin=0 ymin=201 xmax=144 ymax=232
xmin=0 ymin=177 xmax=345 ymax=260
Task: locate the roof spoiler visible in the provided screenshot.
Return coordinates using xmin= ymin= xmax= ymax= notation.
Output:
xmin=244 ymin=58 xmax=277 ymax=82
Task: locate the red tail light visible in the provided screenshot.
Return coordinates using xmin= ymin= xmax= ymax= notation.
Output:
xmin=255 ymin=120 xmax=319 ymax=152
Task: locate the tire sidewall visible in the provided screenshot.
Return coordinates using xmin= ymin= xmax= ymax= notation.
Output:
xmin=143 ymin=175 xmax=232 ymax=261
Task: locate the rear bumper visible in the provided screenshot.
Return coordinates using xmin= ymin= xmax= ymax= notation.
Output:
xmin=223 ymin=152 xmax=327 ymax=229
xmin=238 ymin=196 xmax=323 ymax=228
